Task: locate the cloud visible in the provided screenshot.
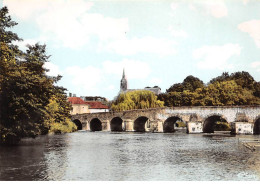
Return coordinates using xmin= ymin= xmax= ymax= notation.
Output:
xmin=251 ymin=61 xmax=260 ymax=72
xmin=64 ymin=66 xmax=102 ymax=95
xmin=238 ymin=20 xmax=260 ymax=48
xmin=189 ymin=0 xmax=228 ymax=18
xmin=102 ymin=59 xmax=151 ymax=79
xmin=242 ymin=0 xmax=250 ymax=5
xmin=63 ymin=59 xmax=151 ymax=96
xmin=3 ymin=0 xmax=53 ymax=20
xmin=44 ymin=62 xmax=62 ymax=76
xmin=107 ymin=85 xmax=115 ymax=90
xmin=4 ymin=0 xmax=128 ymax=49
xmin=193 ymin=44 xmax=242 ymax=70
xmin=170 ymin=3 xmax=179 ymax=10
xmin=168 ymin=26 xmax=188 ymax=38
xmin=105 ymin=37 xmax=177 ymax=56
xmin=5 ymin=0 xmax=177 ymax=56
xmin=149 ymin=78 xmax=162 ymax=85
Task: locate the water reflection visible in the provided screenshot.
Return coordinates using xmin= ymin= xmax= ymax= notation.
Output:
xmin=1 ymin=132 xmax=260 ymax=180
xmin=0 ymin=136 xmax=47 ymax=180
xmin=0 ymin=134 xmax=69 ymax=181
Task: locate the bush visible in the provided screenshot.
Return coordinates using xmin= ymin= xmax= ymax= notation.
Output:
xmin=49 ymin=118 xmax=77 ymax=134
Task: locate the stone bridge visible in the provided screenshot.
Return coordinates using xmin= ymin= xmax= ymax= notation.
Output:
xmin=71 ymin=106 xmax=260 ymax=134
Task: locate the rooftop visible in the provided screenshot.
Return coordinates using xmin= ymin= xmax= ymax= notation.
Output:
xmin=68 ymin=97 xmax=109 ymax=109
xmin=68 ymin=97 xmax=87 ymax=105
xmin=85 ymin=101 xmax=109 ymax=109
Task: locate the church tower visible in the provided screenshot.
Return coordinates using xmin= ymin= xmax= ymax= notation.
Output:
xmin=120 ymin=68 xmax=128 ymax=92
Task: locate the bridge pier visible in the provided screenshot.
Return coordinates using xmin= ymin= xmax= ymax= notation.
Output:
xmin=147 ymin=120 xmax=164 ymax=132
xmin=122 ymin=120 xmax=126 ymax=131
xmin=102 ymin=120 xmax=110 ymax=131
xmin=231 ymin=122 xmax=254 ymax=134
xmin=82 ymin=121 xmax=89 ymax=131
xmin=144 ymin=120 xmax=158 ymax=132
xmin=187 ymin=122 xmax=203 ymax=133
xmin=156 ymin=121 xmax=163 ymax=132
xmin=124 ymin=119 xmax=134 ymax=131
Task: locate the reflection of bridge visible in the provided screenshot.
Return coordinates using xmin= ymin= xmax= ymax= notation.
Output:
xmin=72 ymin=106 xmax=260 ymax=134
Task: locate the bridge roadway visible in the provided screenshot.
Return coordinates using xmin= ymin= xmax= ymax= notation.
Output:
xmin=71 ymin=106 xmax=260 ymax=134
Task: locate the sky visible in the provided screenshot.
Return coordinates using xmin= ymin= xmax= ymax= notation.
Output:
xmin=2 ymin=0 xmax=260 ymax=100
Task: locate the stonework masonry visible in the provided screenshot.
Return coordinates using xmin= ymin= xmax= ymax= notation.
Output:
xmin=72 ymin=106 xmax=260 ymax=134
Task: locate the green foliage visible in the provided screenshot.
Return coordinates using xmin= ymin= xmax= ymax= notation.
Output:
xmin=44 ymin=94 xmax=75 ymax=134
xmin=167 ymin=75 xmax=204 ymax=93
xmin=176 ymin=121 xmax=186 ymax=128
xmin=111 ymin=90 xmax=164 ymax=111
xmin=214 ymin=122 xmax=231 ymax=131
xmin=254 ymin=82 xmax=260 ymax=98
xmin=159 ymin=74 xmax=260 ymax=107
xmin=0 ymin=7 xmax=74 ymax=145
xmin=49 ymin=118 xmax=77 ymax=134
xmin=210 ymin=71 xmax=256 ymax=90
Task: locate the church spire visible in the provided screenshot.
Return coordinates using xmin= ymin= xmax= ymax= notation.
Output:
xmin=122 ymin=68 xmax=125 ymax=78
xmin=120 ymin=68 xmax=128 ymax=92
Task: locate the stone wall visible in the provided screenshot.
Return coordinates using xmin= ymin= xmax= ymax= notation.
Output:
xmin=72 ymin=106 xmax=260 ymax=134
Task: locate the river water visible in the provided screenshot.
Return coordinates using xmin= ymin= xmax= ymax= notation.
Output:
xmin=1 ymin=131 xmax=260 ymax=181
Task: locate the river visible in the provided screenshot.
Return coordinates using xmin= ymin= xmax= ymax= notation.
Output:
xmin=1 ymin=131 xmax=260 ymax=181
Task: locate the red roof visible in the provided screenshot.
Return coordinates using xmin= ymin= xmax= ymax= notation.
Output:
xmin=85 ymin=101 xmax=109 ymax=109
xmin=68 ymin=97 xmax=109 ymax=109
xmin=68 ymin=97 xmax=87 ymax=105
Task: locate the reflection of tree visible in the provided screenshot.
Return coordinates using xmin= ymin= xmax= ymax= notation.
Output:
xmin=0 ymin=136 xmax=48 ymax=180
xmin=0 ymin=134 xmax=69 ymax=180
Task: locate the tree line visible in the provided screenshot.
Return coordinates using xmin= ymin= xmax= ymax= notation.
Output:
xmin=111 ymin=71 xmax=260 ymax=111
xmin=158 ymin=72 xmax=260 ymax=106
xmin=0 ymin=7 xmax=76 ymax=145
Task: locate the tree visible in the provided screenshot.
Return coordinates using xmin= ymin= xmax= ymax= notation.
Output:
xmin=0 ymin=6 xmax=22 ymax=123
xmin=209 ymin=72 xmax=230 ymax=84
xmin=210 ymin=71 xmax=256 ymax=90
xmin=167 ymin=75 xmax=204 ymax=93
xmin=195 ymin=80 xmax=260 ymax=106
xmin=182 ymin=75 xmax=204 ymax=92
xmin=254 ymin=82 xmax=260 ymax=98
xmin=45 ymin=91 xmax=76 ymax=134
xmin=0 ymin=43 xmax=55 ymax=144
xmin=161 ymin=77 xmax=260 ymax=107
xmin=0 ymin=7 xmax=75 ymax=144
xmin=166 ymin=83 xmax=183 ymax=93
xmin=111 ymin=90 xmax=164 ymax=111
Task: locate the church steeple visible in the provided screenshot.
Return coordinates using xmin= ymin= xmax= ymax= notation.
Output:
xmin=122 ymin=68 xmax=125 ymax=78
xmin=120 ymin=68 xmax=128 ymax=92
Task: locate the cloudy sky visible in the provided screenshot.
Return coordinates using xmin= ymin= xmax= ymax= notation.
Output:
xmin=2 ymin=0 xmax=260 ymax=100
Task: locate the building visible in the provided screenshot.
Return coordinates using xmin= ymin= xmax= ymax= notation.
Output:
xmin=68 ymin=97 xmax=90 ymax=115
xmin=85 ymin=101 xmax=110 ymax=113
xmin=119 ymin=69 xmax=161 ymax=95
xmin=68 ymin=96 xmax=109 ymax=114
xmin=80 ymin=96 xmax=107 ymax=103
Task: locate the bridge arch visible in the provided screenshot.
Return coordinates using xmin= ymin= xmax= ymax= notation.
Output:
xmin=134 ymin=116 xmax=149 ymax=132
xmin=72 ymin=119 xmax=82 ymax=130
xmin=163 ymin=116 xmax=186 ymax=133
xmin=253 ymin=116 xmax=260 ymax=134
xmin=203 ymin=114 xmax=229 ymax=133
xmin=110 ymin=117 xmax=123 ymax=131
xmin=90 ymin=118 xmax=102 ymax=131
